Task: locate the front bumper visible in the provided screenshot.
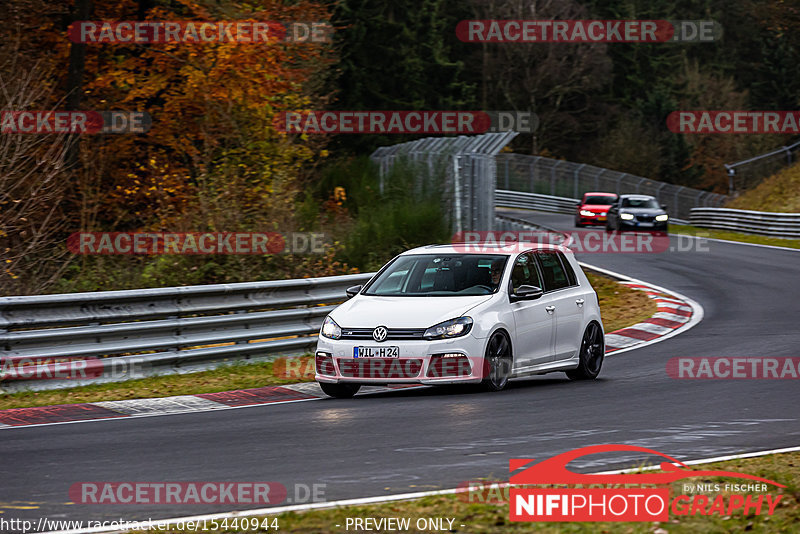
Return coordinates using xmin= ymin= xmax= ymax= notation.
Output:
xmin=578 ymin=213 xmax=607 ymax=225
xmin=618 ymin=220 xmax=668 ymax=231
xmin=315 ymin=335 xmax=487 ymax=385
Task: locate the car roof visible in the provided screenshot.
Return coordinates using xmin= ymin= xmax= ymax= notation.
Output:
xmin=402 ymin=243 xmax=569 ymax=256
xmin=619 ymin=194 xmax=656 ymax=200
xmin=582 ymin=192 xmax=618 ymax=197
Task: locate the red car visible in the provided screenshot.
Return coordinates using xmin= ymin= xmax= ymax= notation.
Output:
xmin=575 ymin=192 xmax=618 ymax=227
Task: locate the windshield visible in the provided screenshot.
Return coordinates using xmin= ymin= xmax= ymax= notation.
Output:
xmin=583 ymin=195 xmax=616 ymax=205
xmin=363 ymin=254 xmax=510 ymax=296
xmin=621 ymin=197 xmax=660 ymax=209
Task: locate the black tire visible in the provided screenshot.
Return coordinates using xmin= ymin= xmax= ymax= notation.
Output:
xmin=319 ymin=382 xmax=361 ymax=398
xmin=566 ymin=322 xmax=604 ymax=380
xmin=481 ymin=332 xmax=512 ymax=392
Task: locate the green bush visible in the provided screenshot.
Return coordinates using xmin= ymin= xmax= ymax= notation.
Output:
xmin=317 ymin=156 xmax=450 ymax=271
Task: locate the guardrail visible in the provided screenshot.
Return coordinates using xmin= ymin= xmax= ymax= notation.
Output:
xmin=0 ymin=273 xmax=373 ymax=388
xmin=689 ymin=207 xmax=800 ymax=238
xmin=495 ymin=189 xmax=578 ymax=214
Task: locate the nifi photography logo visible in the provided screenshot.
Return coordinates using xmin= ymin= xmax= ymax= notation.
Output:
xmin=505 ymin=444 xmax=784 ymax=522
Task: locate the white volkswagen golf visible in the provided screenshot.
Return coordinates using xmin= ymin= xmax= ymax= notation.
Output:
xmin=315 ymin=243 xmax=604 ymax=398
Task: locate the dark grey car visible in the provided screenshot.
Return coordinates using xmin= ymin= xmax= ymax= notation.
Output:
xmin=606 ymin=195 xmax=669 ymax=232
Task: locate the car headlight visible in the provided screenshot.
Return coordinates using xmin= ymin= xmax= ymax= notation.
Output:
xmin=620 ymin=213 xmax=635 ymax=220
xmin=655 ymin=214 xmax=669 ymax=222
xmin=320 ymin=316 xmax=342 ymax=339
xmin=423 ymin=317 xmax=473 ymax=340
xmin=580 ymin=210 xmax=595 ymax=216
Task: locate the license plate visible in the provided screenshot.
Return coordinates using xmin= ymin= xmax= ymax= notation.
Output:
xmin=354 ymin=346 xmax=399 ymax=358
xmin=638 ymin=222 xmax=653 ymax=227
xmin=598 ymin=216 xmax=607 ymax=221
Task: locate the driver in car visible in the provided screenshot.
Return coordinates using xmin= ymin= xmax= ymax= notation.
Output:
xmin=489 ymin=258 xmax=504 ymax=290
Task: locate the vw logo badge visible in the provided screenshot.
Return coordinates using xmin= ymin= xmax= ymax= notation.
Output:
xmin=372 ymin=326 xmax=388 ymax=342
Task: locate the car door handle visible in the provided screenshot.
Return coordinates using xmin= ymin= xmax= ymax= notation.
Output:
xmin=575 ymin=299 xmax=585 ymax=307
xmin=545 ymin=305 xmax=555 ymax=314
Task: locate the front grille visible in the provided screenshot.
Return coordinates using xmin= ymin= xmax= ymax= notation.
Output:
xmin=340 ymin=328 xmax=426 ymax=341
xmin=337 ymin=358 xmax=423 ymax=379
xmin=636 ymin=214 xmax=655 ymax=222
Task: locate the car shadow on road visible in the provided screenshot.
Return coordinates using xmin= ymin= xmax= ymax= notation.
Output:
xmin=347 ymin=376 xmax=610 ymax=400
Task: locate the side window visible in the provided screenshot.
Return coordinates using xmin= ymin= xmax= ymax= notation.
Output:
xmin=510 ymin=253 xmax=543 ymax=293
xmin=558 ymin=252 xmax=578 ymax=286
xmin=537 ymin=251 xmax=569 ymax=291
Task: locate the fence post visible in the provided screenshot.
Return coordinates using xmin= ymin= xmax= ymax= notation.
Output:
xmin=616 ymin=173 xmax=627 ymax=194
xmin=725 ymin=166 xmax=735 ymax=196
xmin=595 ymin=169 xmax=604 ymax=190
xmin=674 ymin=186 xmax=685 ymax=217
xmin=550 ymin=160 xmax=561 ymax=196
xmin=453 ymin=155 xmax=462 ymax=234
xmin=656 ymin=182 xmax=667 ymax=208
xmin=574 ymin=163 xmax=585 ymax=198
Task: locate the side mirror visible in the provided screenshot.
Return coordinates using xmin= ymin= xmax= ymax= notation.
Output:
xmin=510 ymin=285 xmax=543 ymax=302
xmin=661 ymin=204 xmax=668 ymax=211
xmin=345 ymin=285 xmax=362 ymax=299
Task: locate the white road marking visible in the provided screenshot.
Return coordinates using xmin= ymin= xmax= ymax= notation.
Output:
xmin=621 ymin=322 xmax=674 ymax=335
xmin=93 ymin=396 xmax=227 ymax=416
xmin=651 ymin=311 xmax=690 ymax=323
xmin=603 ymin=334 xmax=643 ymax=348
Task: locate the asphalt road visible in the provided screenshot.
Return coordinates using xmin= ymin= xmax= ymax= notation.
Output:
xmin=2 ymin=210 xmax=799 ymax=529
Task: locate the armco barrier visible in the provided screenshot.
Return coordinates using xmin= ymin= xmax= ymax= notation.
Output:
xmin=0 ymin=273 xmax=374 ymax=386
xmin=495 ymin=189 xmax=578 ymax=214
xmin=689 ymin=207 xmax=800 ymax=238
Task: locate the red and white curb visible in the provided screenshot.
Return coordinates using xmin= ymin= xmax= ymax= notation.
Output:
xmin=581 ymin=262 xmax=703 ymax=356
xmin=0 ymin=384 xmax=418 ymax=429
xmin=0 ymin=263 xmax=702 ymax=430
xmin=604 ymin=284 xmax=694 ymax=352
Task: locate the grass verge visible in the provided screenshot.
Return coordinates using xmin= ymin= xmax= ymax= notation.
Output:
xmin=132 ymin=451 xmax=800 ymax=533
xmin=671 ymin=224 xmax=800 ymax=250
xmin=0 ymin=272 xmax=656 ymax=410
